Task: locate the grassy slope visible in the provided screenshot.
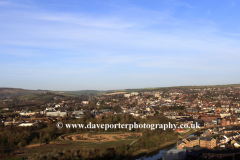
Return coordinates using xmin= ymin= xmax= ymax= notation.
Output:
xmin=0 ymin=88 xmax=48 ymax=100
xmin=18 ymin=94 xmax=39 ymax=100
xmin=53 ymin=90 xmax=106 ymax=96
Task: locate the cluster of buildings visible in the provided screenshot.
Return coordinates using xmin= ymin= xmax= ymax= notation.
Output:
xmin=178 ymin=136 xmax=216 ymax=149
xmin=172 ymin=126 xmax=240 ymax=159
xmin=163 ymin=148 xmax=240 ymax=160
xmin=2 ymin=87 xmax=240 ymax=128
xmin=3 ymin=117 xmax=50 ymax=126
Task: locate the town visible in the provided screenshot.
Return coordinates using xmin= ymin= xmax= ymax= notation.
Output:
xmin=1 ymin=86 xmax=240 ymax=159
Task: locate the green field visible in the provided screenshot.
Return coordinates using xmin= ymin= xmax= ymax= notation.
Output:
xmin=18 ymin=94 xmax=54 ymax=100
xmin=25 ymin=133 xmax=138 ymax=155
xmin=18 ymin=94 xmax=38 ymax=100
xmin=53 ymin=90 xmax=106 ymax=96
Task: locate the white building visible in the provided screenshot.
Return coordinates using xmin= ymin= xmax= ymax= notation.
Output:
xmin=46 ymin=111 xmax=67 ymax=117
xmin=82 ymin=101 xmax=89 ymax=105
xmin=131 ymin=92 xmax=139 ymax=96
xmin=18 ymin=123 xmax=35 ymax=127
xmin=124 ymin=94 xmax=131 ymax=98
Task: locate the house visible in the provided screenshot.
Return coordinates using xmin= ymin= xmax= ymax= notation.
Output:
xmin=81 ymin=101 xmax=89 ymax=105
xmin=55 ymin=104 xmax=61 ymax=108
xmin=221 ymin=118 xmax=239 ymax=126
xmin=4 ymin=121 xmax=21 ymax=126
xmin=46 ymin=111 xmax=67 ymax=117
xmin=212 ymin=119 xmax=217 ymax=125
xmin=72 ymin=110 xmax=86 ymax=118
xmin=18 ymin=122 xmax=36 ymax=127
xmin=186 ymin=108 xmax=197 ymax=113
xmin=124 ymin=94 xmax=131 ymax=98
xmin=220 ymin=113 xmax=231 ymax=118
xmin=199 ymin=115 xmax=221 ymax=122
xmin=20 ymin=112 xmax=36 ymax=116
xmin=164 ymin=99 xmax=172 ymax=103
xmin=178 ymin=136 xmax=199 ymax=149
xmin=155 ymin=93 xmax=161 ymax=98
xmin=199 ymin=137 xmax=216 ymax=148
xmin=219 ymin=136 xmax=229 ymax=144
xmin=131 ymin=92 xmax=138 ymax=96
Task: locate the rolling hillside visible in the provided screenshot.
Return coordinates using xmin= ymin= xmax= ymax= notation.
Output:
xmin=1 ymin=83 xmax=240 ymax=99
xmin=0 ymin=88 xmax=48 ymax=100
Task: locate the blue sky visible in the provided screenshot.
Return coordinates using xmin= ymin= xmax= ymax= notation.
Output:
xmin=1 ymin=0 xmax=240 ymax=91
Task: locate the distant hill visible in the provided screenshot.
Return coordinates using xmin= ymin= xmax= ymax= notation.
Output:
xmin=1 ymin=83 xmax=240 ymax=99
xmin=123 ymin=84 xmax=240 ymax=92
xmin=0 ymin=88 xmax=48 ymax=100
xmin=53 ymin=84 xmax=240 ymax=96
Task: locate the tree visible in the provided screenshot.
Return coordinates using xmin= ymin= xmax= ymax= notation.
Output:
xmin=59 ymin=108 xmax=65 ymax=112
xmin=62 ymin=115 xmax=67 ymax=120
xmin=113 ymin=105 xmax=122 ymax=113
xmin=68 ymin=111 xmax=72 ymax=117
xmin=196 ymin=105 xmax=201 ymax=112
xmin=154 ymin=111 xmax=159 ymax=115
xmin=57 ymin=117 xmax=62 ymax=121
xmin=215 ymin=101 xmax=221 ymax=108
xmin=35 ymin=109 xmax=41 ymax=112
xmin=89 ymin=98 xmax=97 ymax=109
xmin=85 ymin=110 xmax=92 ymax=119
xmin=18 ymin=139 xmax=27 ymax=148
xmin=160 ymin=106 xmax=168 ymax=112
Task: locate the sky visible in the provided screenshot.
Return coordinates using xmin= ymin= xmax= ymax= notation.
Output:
xmin=1 ymin=0 xmax=240 ymax=91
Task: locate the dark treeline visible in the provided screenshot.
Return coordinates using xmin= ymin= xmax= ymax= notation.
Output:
xmin=169 ymin=105 xmax=185 ymax=111
xmin=29 ymin=146 xmax=145 ymax=160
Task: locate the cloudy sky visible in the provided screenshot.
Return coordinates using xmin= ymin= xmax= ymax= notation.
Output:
xmin=1 ymin=0 xmax=240 ymax=90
